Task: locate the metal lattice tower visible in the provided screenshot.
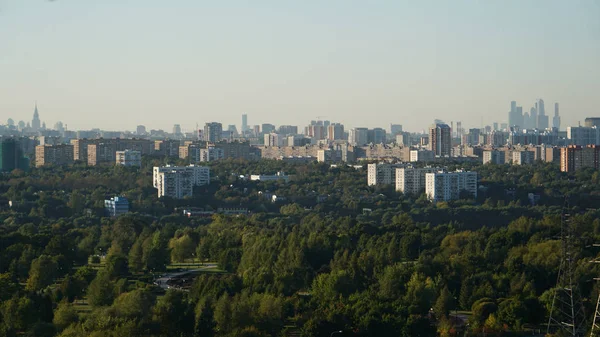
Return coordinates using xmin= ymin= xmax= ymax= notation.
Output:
xmin=547 ymin=198 xmax=586 ymax=337
xmin=589 ymin=244 xmax=600 ymax=337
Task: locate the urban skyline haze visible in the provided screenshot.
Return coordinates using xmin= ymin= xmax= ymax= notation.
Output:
xmin=1 ymin=1 xmax=599 ymax=131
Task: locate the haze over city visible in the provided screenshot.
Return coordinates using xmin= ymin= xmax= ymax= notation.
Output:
xmin=1 ymin=0 xmax=599 ymax=131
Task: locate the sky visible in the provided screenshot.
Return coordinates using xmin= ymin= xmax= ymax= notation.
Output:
xmin=0 ymin=0 xmax=599 ymax=132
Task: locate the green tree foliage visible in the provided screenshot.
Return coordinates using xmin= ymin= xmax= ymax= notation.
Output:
xmin=25 ymin=255 xmax=57 ymax=291
xmin=87 ymin=271 xmax=115 ymax=307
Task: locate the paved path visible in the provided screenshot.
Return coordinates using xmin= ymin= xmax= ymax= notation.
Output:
xmin=155 ymin=263 xmax=218 ymax=290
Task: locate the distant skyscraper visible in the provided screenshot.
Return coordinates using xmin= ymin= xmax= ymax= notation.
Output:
xmin=204 ymin=122 xmax=223 ymax=143
xmin=32 ymin=103 xmax=41 ymax=131
xmin=536 ymin=99 xmax=549 ymax=129
xmin=261 ymin=123 xmax=276 ymax=134
xmin=390 ymin=124 xmax=403 ymax=135
xmin=241 ymin=114 xmax=248 ymax=133
xmin=429 ymin=123 xmax=452 ymax=157
xmin=553 ymin=102 xmax=561 ymax=130
xmin=227 ymin=125 xmax=239 ymax=137
xmin=137 ymin=125 xmax=146 ymax=135
xmin=173 ymin=124 xmax=182 ymax=135
xmin=508 ymin=101 xmax=523 ymax=128
xmin=529 ymin=107 xmax=538 ymax=129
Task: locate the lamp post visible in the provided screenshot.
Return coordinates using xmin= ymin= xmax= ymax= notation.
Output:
xmin=330 ymin=331 xmax=343 ymax=337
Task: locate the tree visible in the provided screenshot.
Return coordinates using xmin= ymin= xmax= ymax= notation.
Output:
xmin=26 ymin=255 xmax=57 ymax=291
xmin=434 ymin=286 xmax=453 ymax=318
xmin=104 ymin=253 xmax=129 ymax=279
xmin=153 ymin=290 xmax=193 ymax=335
xmin=169 ymin=234 xmax=195 ymax=263
xmin=87 ymin=271 xmax=115 ymax=307
xmin=53 ymin=301 xmax=78 ymax=331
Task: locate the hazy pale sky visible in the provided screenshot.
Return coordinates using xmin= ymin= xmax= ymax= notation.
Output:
xmin=1 ymin=0 xmax=599 ymax=132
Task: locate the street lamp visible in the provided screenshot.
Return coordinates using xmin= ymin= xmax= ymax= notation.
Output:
xmin=330 ymin=331 xmax=342 ymax=337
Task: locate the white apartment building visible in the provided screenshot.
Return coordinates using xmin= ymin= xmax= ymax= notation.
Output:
xmin=153 ymin=165 xmax=210 ymax=198
xmin=155 ymin=169 xmax=194 ymax=199
xmin=264 ymin=133 xmax=284 ymax=147
xmin=425 ymin=170 xmax=478 ymax=202
xmin=367 ymin=163 xmax=405 ymax=186
xmin=116 ymin=150 xmax=142 ymax=167
xmin=482 ymin=150 xmax=505 ymax=165
xmin=395 ymin=167 xmax=436 ymax=195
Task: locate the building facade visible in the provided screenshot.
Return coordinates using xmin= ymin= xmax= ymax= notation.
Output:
xmin=153 ymin=165 xmax=210 ymax=198
xmin=425 ymin=170 xmax=478 ymax=202
xmin=367 ymin=163 xmax=404 ymax=186
xmin=560 ymin=145 xmax=600 ymax=172
xmin=395 ymin=167 xmax=436 ymax=195
xmin=35 ymin=144 xmax=74 ymax=167
xmin=429 ymin=123 xmax=452 ymax=157
xmin=116 ymin=150 xmax=142 ymax=167
xmin=105 ymin=196 xmax=130 ymax=217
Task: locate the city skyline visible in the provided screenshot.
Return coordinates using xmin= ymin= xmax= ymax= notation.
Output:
xmin=1 ymin=97 xmax=581 ymax=134
xmin=1 ymin=1 xmax=599 ymax=130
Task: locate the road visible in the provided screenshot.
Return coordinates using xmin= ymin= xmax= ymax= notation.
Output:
xmin=154 ymin=263 xmax=218 ymax=290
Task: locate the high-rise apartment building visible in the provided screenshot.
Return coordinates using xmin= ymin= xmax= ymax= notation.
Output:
xmin=200 ymin=147 xmax=225 ymax=162
xmin=35 ymin=144 xmax=74 ymax=167
xmin=567 ymin=126 xmax=600 ymax=146
xmin=585 ymin=118 xmax=600 ymax=128
xmin=482 ymin=150 xmax=505 ymax=165
xmin=0 ymin=138 xmax=29 ymax=172
xmin=560 ymin=145 xmax=600 ymax=172
xmin=368 ymin=128 xmax=386 ymax=144
xmin=87 ymin=143 xmax=117 ymax=166
xmin=429 ymin=123 xmax=452 ymax=157
xmin=264 ymin=133 xmax=284 ymax=147
xmin=327 ymin=123 xmax=345 ymax=141
xmin=395 ymin=167 xmax=436 ymax=195
xmin=425 ymin=170 xmax=478 ymax=202
xmin=305 ymin=121 xmax=326 ymax=140
xmin=204 ymin=122 xmax=223 ymax=143
xmin=512 ymin=150 xmax=535 ymax=165
xmin=116 ymin=150 xmax=142 ymax=167
xmin=153 ymin=165 xmax=210 ymax=198
xmin=136 ymin=125 xmax=146 ymax=135
xmin=367 ymin=163 xmax=405 ymax=186
xmin=278 ymin=125 xmax=298 ymax=135
xmin=348 ymin=128 xmax=369 ymax=146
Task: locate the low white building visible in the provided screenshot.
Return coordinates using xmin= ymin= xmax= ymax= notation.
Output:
xmin=250 ymin=171 xmax=289 ymax=183
xmin=425 ymin=170 xmax=478 ymax=202
xmin=116 ymin=150 xmax=142 ymax=167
